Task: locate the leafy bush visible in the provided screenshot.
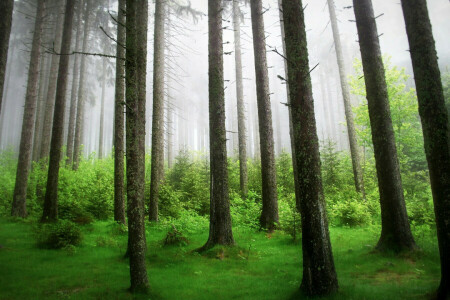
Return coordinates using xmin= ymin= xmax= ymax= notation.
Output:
xmin=230 ymin=191 xmax=261 ymax=229
xmin=278 ymin=191 xmax=301 ymax=240
xmin=162 ymin=225 xmax=189 ymax=247
xmin=329 ymin=195 xmax=371 ymax=227
xmin=36 ymin=220 xmax=82 ymax=249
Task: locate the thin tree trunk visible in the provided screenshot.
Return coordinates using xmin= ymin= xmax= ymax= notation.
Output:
xmin=401 ymin=1 xmax=450 ymax=297
xmin=353 ymin=0 xmax=416 ymax=252
xmin=41 ymin=0 xmax=75 ymax=222
xmin=11 ymin=0 xmax=46 ymax=218
xmin=114 ymin=0 xmax=126 ymax=225
xmin=281 ymin=0 xmax=338 ymax=295
xmin=250 ymin=0 xmax=278 ymax=230
xmin=0 ymin=0 xmax=14 ymax=117
xmin=66 ymin=0 xmax=84 ymax=166
xmin=232 ymin=0 xmax=248 ymax=196
xmin=327 ymin=0 xmax=365 ymax=197
xmin=167 ymin=106 xmax=173 ymax=168
xmin=98 ymin=59 xmax=106 ymax=159
xmin=201 ymin=0 xmax=234 ymax=251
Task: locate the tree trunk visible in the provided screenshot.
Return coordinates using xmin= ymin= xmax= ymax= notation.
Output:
xmin=98 ymin=58 xmax=106 ymax=159
xmin=281 ymin=0 xmax=338 ymax=295
xmin=125 ymin=0 xmax=149 ymax=292
xmin=73 ymin=0 xmax=92 ymax=170
xmin=66 ymin=0 xmax=84 ymax=166
xmin=0 ymin=0 xmax=14 ymax=117
xmin=201 ymin=0 xmax=234 ymax=251
xmin=232 ymin=0 xmax=248 ymax=196
xmin=149 ymin=0 xmax=166 ymax=222
xmin=353 ymin=0 xmax=416 ymax=252
xmin=250 ymin=0 xmax=279 ymax=231
xmin=114 ymin=0 xmax=126 ymax=225
xmin=11 ymin=0 xmax=46 ymax=218
xmin=401 ymin=1 xmax=450 ymax=297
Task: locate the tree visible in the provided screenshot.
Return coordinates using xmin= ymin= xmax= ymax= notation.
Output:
xmin=281 ymin=0 xmax=338 ymax=296
xmin=125 ymin=0 xmax=149 ymax=292
xmin=0 ymin=0 xmax=14 ymax=117
xmin=326 ymin=0 xmax=365 ymax=198
xmin=401 ymin=1 xmax=450 ymax=297
xmin=149 ymin=0 xmax=166 ymax=222
xmin=11 ymin=0 xmax=46 ymax=218
xmin=201 ymin=0 xmax=234 ymax=251
xmin=352 ymin=0 xmax=416 ymax=252
xmin=41 ymin=0 xmax=75 ymax=222
xmin=114 ymin=0 xmax=126 ymax=225
xmin=250 ymin=0 xmax=278 ymax=231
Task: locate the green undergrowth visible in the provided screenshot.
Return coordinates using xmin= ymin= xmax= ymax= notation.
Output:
xmin=0 ymin=217 xmax=440 ymax=300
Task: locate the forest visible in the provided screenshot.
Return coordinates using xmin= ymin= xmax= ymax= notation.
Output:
xmin=0 ymin=0 xmax=449 ymax=299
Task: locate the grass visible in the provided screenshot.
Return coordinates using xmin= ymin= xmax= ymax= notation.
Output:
xmin=0 ymin=216 xmax=440 ymax=299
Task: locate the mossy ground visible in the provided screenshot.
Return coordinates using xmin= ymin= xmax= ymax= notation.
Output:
xmin=0 ymin=217 xmax=440 ymax=299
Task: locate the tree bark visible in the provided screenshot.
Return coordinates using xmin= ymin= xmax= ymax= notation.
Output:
xmin=327 ymin=0 xmax=365 ymax=197
xmin=281 ymin=0 xmax=338 ymax=295
xmin=201 ymin=0 xmax=234 ymax=251
xmin=0 ymin=0 xmax=14 ymax=117
xmin=232 ymin=0 xmax=248 ymax=196
xmin=353 ymin=0 xmax=416 ymax=252
xmin=114 ymin=0 xmax=126 ymax=225
xmin=41 ymin=0 xmax=75 ymax=222
xmin=125 ymin=0 xmax=149 ymax=292
xmin=11 ymin=0 xmax=46 ymax=218
xmin=149 ymin=0 xmax=166 ymax=222
xmin=250 ymin=0 xmax=279 ymax=231
xmin=401 ymin=1 xmax=450 ymax=297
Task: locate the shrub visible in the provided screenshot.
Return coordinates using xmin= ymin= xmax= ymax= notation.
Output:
xmin=230 ymin=191 xmax=261 ymax=229
xmin=36 ymin=220 xmax=83 ymax=249
xmin=329 ymin=196 xmax=371 ymax=227
xmin=162 ymin=225 xmax=189 ymax=247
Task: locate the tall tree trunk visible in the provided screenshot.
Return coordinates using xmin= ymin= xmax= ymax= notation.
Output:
xmin=98 ymin=59 xmax=106 ymax=159
xmin=126 ymin=0 xmax=149 ymax=292
xmin=250 ymin=0 xmax=278 ymax=230
xmin=401 ymin=1 xmax=450 ymax=297
xmin=114 ymin=0 xmax=126 ymax=225
xmin=0 ymin=0 xmax=14 ymax=117
xmin=39 ymin=3 xmax=65 ymax=161
xmin=201 ymin=0 xmax=234 ymax=251
xmin=281 ymin=0 xmax=338 ymax=295
xmin=353 ymin=0 xmax=416 ymax=252
xmin=11 ymin=0 xmax=46 ymax=218
xmin=149 ymin=0 xmax=166 ymax=222
xmin=327 ymin=0 xmax=365 ymax=197
xmin=66 ymin=0 xmax=84 ymax=166
xmin=41 ymin=0 xmax=75 ymax=222
xmin=232 ymin=0 xmax=248 ymax=196
xmin=73 ymin=0 xmax=92 ymax=170
xmin=167 ymin=106 xmax=173 ymax=168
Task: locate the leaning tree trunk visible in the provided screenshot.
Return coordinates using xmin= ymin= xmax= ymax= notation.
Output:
xmin=353 ymin=0 xmax=416 ymax=252
xmin=148 ymin=0 xmax=166 ymax=222
xmin=66 ymin=0 xmax=84 ymax=166
xmin=250 ymin=0 xmax=278 ymax=231
xmin=201 ymin=0 xmax=234 ymax=251
xmin=72 ymin=0 xmax=92 ymax=170
xmin=281 ymin=0 xmax=339 ymax=296
xmin=125 ymin=0 xmax=149 ymax=293
xmin=401 ymin=1 xmax=450 ymax=297
xmin=114 ymin=0 xmax=126 ymax=225
xmin=232 ymin=0 xmax=248 ymax=196
xmin=0 ymin=0 xmax=14 ymax=117
xmin=327 ymin=0 xmax=365 ymax=198
xmin=41 ymin=0 xmax=75 ymax=222
xmin=11 ymin=0 xmax=46 ymax=218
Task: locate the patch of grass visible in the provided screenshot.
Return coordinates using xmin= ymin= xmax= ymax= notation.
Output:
xmin=0 ymin=217 xmax=440 ymax=299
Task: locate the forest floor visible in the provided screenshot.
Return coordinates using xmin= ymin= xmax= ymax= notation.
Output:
xmin=0 ymin=217 xmax=440 ymax=300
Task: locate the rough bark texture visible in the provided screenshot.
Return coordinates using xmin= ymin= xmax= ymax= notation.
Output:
xmin=401 ymin=1 xmax=450 ymax=297
xmin=66 ymin=0 xmax=84 ymax=166
xmin=327 ymin=0 xmax=365 ymax=198
xmin=125 ymin=0 xmax=149 ymax=293
xmin=232 ymin=0 xmax=248 ymax=196
xmin=353 ymin=0 xmax=416 ymax=252
xmin=41 ymin=0 xmax=75 ymax=222
xmin=250 ymin=0 xmax=279 ymax=230
xmin=201 ymin=0 xmax=234 ymax=251
xmin=281 ymin=0 xmax=339 ymax=296
xmin=149 ymin=0 xmax=166 ymax=222
xmin=11 ymin=0 xmax=46 ymax=218
xmin=0 ymin=0 xmax=14 ymax=117
xmin=114 ymin=0 xmax=126 ymax=225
